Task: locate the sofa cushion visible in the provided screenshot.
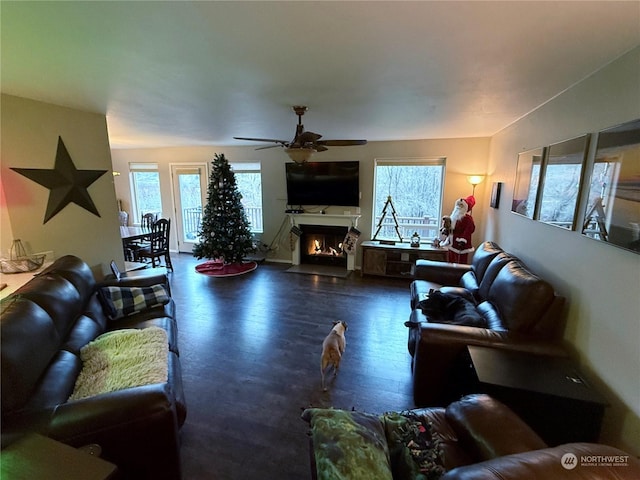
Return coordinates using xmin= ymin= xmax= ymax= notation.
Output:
xmin=61 ymin=315 xmax=104 ymax=354
xmin=476 ymin=253 xmax=515 ymax=300
xmin=469 ymin=242 xmax=503 ymax=284
xmin=39 ymin=254 xmax=97 ymax=301
xmin=301 ymin=408 xmax=393 ymax=480
xmin=24 ymin=350 xmax=82 ymax=410
xmin=16 ymin=275 xmax=85 ymax=339
xmin=99 ymin=284 xmax=170 ymax=320
xmin=1 ymin=297 xmax=61 ymax=413
xmin=459 ymin=271 xmax=480 ymax=297
xmin=475 ymin=302 xmax=507 ymax=331
xmin=488 ymin=263 xmax=555 ymax=333
xmin=460 ymin=242 xmax=502 ymax=298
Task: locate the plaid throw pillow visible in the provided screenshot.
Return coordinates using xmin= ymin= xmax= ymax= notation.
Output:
xmin=99 ymin=284 xmax=170 ymax=320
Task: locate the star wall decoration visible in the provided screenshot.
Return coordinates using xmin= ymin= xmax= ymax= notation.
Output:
xmin=11 ymin=136 xmax=108 ymax=224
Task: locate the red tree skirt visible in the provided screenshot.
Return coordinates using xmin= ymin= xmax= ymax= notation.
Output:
xmin=195 ymin=260 xmax=257 ymax=277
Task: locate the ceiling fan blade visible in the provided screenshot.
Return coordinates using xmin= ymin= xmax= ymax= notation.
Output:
xmin=234 ymin=136 xmax=289 ymax=146
xmin=255 ymin=144 xmax=283 ymax=151
xmin=235 ymin=107 xmax=367 ymax=160
xmin=298 ymin=131 xmax=322 ymax=144
xmin=317 ymin=140 xmax=368 ymax=146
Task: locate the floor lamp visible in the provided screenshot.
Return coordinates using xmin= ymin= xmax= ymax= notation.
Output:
xmin=467 ymin=175 xmax=485 ymax=196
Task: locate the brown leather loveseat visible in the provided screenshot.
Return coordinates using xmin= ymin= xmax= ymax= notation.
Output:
xmin=1 ymin=255 xmax=186 ymax=479
xmin=406 ymin=241 xmax=567 ymax=406
xmin=302 ymin=394 xmax=640 ymax=479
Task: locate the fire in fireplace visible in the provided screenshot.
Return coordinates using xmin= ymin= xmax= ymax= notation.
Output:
xmin=300 ymin=225 xmax=348 ymax=267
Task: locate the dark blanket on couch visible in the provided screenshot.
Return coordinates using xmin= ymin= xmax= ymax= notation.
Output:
xmin=417 ymin=291 xmax=487 ymax=328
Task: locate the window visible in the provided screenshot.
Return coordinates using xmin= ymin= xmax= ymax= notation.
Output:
xmin=130 ymin=163 xmax=162 ymax=223
xmin=372 ymin=158 xmax=445 ymax=242
xmin=231 ymin=162 xmax=263 ymax=234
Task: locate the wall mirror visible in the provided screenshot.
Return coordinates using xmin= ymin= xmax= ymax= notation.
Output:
xmin=511 ymin=147 xmax=544 ymax=219
xmin=582 ymin=118 xmax=640 ymax=254
xmin=537 ymin=134 xmax=590 ymax=230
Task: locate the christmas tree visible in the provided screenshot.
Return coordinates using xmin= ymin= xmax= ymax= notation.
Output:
xmin=193 ymin=153 xmax=255 ymax=264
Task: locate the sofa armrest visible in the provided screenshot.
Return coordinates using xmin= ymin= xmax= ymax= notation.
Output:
xmin=418 ymin=322 xmax=569 ymax=357
xmin=441 ymin=443 xmax=640 ymax=480
xmin=415 ymin=259 xmax=471 ymax=285
xmin=99 ymin=271 xmax=169 ymax=289
xmin=412 ymin=323 xmax=568 ymax=406
xmin=444 ymin=394 xmax=547 ymax=462
xmin=48 ymin=384 xmax=182 ymax=479
xmin=48 ymin=383 xmax=175 ymax=438
xmin=2 ymin=384 xmax=182 ymax=479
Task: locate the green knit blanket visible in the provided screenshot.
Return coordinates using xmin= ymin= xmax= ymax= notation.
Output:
xmin=68 ymin=327 xmax=168 ymax=401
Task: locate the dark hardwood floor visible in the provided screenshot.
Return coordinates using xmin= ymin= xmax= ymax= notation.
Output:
xmin=168 ymin=253 xmax=416 ymax=479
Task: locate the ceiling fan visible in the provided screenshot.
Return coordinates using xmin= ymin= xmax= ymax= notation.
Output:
xmin=234 ymin=106 xmax=367 ymax=163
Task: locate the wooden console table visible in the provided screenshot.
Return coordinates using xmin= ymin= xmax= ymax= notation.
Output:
xmin=361 ymin=241 xmax=447 ymax=278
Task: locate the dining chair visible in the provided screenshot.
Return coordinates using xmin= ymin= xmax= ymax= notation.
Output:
xmin=129 ymin=212 xmax=157 ymax=254
xmin=140 ymin=212 xmax=157 ymax=229
xmin=136 ymin=218 xmax=173 ymax=271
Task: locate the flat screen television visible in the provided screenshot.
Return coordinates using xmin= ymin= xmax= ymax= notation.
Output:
xmin=285 ymin=161 xmax=360 ymax=207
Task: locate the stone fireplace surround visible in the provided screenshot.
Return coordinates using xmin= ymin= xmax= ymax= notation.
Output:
xmin=288 ymin=214 xmax=361 ymax=271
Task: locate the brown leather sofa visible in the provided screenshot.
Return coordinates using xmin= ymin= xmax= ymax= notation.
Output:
xmin=406 ymin=241 xmax=567 ymax=406
xmin=1 ymin=255 xmax=186 ymax=479
xmin=303 ymin=394 xmax=640 ymax=479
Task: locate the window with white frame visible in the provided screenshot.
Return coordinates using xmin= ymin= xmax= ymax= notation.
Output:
xmin=372 ymin=158 xmax=446 ymax=242
xmin=129 ymin=163 xmax=162 ymax=224
xmin=231 ymin=162 xmax=263 ymax=234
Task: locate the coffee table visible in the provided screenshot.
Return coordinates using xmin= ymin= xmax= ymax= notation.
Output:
xmin=466 ymin=345 xmax=608 ymax=446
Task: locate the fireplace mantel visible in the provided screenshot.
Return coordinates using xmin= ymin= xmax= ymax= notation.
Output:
xmin=288 ymin=214 xmax=361 ymax=271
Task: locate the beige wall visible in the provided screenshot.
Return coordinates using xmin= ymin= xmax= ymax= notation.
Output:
xmin=486 ymin=46 xmax=640 ymax=454
xmin=111 ymin=137 xmax=491 ymax=263
xmin=1 ymin=94 xmax=123 ymax=274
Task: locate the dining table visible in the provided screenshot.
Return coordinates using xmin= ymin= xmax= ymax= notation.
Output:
xmin=120 ymin=226 xmax=152 ymax=242
xmin=120 ymin=226 xmax=152 ymax=264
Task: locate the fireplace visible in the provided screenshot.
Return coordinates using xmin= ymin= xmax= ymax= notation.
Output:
xmin=288 ymin=213 xmax=361 ymax=271
xmin=300 ymin=225 xmax=348 ymax=267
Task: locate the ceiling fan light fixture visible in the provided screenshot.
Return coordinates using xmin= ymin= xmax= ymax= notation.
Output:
xmin=235 ymin=106 xmax=368 ymax=161
xmin=286 ymin=147 xmax=316 ymax=163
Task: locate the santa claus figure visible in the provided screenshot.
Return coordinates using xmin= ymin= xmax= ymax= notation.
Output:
xmin=447 ymin=195 xmax=476 ymax=263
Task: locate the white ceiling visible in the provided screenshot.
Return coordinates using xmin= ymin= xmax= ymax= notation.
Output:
xmin=2 ymin=1 xmax=639 ymax=149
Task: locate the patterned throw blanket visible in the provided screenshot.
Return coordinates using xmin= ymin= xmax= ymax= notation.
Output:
xmin=68 ymin=327 xmax=168 ymax=401
xmin=301 ymin=408 xmax=445 ymax=480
